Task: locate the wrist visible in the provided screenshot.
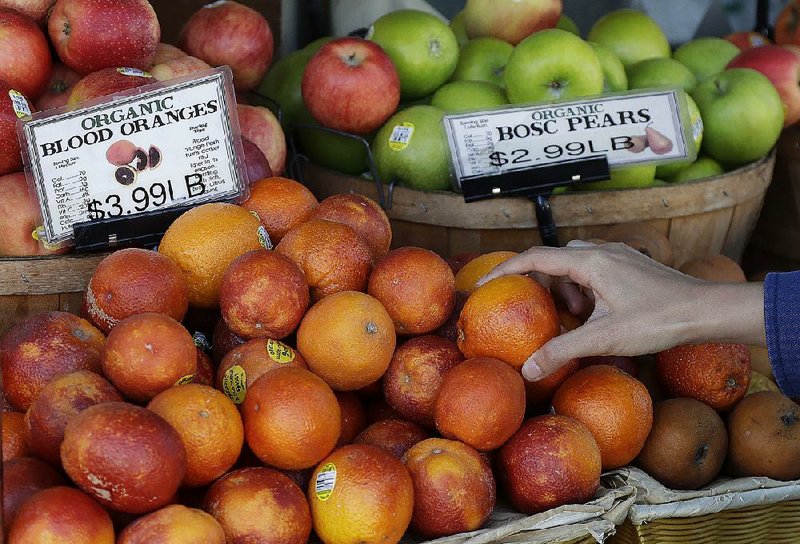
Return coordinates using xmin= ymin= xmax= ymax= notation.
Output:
xmin=687 ymin=281 xmax=765 ymax=346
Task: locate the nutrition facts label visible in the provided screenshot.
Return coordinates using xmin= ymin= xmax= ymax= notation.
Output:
xmin=20 ymin=68 xmax=246 ymax=247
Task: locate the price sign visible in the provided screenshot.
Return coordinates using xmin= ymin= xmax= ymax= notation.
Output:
xmin=444 ymin=90 xmax=696 ymax=194
xmin=19 ymin=68 xmax=246 ymax=247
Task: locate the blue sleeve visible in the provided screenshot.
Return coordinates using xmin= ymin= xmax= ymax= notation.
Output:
xmin=764 ymin=271 xmax=800 ymax=398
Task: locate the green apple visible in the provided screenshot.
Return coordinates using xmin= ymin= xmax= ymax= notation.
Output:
xmin=451 ymin=37 xmax=514 ymax=87
xmin=505 ymin=29 xmax=604 ymax=104
xmin=690 ymin=68 xmax=783 ymax=166
xmin=557 ymin=14 xmax=580 ymax=36
xmin=670 ymin=156 xmax=725 ymax=183
xmin=627 ymin=58 xmax=697 ymax=92
xmin=673 ymin=37 xmax=740 ymax=82
xmin=431 ymin=80 xmax=507 ymax=112
xmin=450 ymin=10 xmax=469 ymax=47
xmin=256 ymin=49 xmax=313 ymax=125
xmin=656 ymin=93 xmax=703 ymax=179
xmin=372 ymin=105 xmax=452 ymax=191
xmin=589 ymin=42 xmax=628 ymax=92
xmin=294 ymin=111 xmax=371 ymax=175
xmin=369 ymin=10 xmax=459 ymax=99
xmin=304 ymin=36 xmax=334 ymax=55
xmin=575 ymin=164 xmax=657 ymax=191
xmin=587 ymin=9 xmax=670 ymax=69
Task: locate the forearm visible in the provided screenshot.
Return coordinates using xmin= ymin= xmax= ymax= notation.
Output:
xmin=684 ymin=281 xmax=766 ymax=347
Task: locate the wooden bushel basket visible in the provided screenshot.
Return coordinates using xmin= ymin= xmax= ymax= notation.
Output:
xmin=302 ymin=152 xmax=775 ymax=268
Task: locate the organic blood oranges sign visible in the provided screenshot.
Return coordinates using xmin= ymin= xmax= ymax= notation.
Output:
xmin=444 ymin=89 xmax=696 ymax=195
xmin=19 ymin=67 xmax=247 ymax=247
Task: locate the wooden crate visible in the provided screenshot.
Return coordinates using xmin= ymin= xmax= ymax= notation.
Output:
xmin=0 ymin=253 xmax=109 ymax=336
xmin=302 ymin=152 xmax=775 ymax=267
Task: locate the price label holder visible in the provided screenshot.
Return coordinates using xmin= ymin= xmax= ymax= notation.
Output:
xmin=18 ymin=67 xmax=248 ymax=251
xmin=444 ymin=89 xmax=696 ymax=246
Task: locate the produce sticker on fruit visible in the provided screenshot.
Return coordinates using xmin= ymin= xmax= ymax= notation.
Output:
xmin=18 ymin=68 xmax=247 ymax=247
xmin=444 ymin=90 xmax=696 ymax=188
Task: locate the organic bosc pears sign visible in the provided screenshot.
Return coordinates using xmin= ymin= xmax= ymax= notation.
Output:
xmin=444 ymin=90 xmax=696 ymax=197
xmin=19 ymin=68 xmax=247 ymax=247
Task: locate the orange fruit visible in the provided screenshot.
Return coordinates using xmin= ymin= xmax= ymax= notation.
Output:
xmin=24 ymin=369 xmax=122 ymax=465
xmin=309 ymin=444 xmax=414 ymax=544
xmin=446 ymin=252 xmax=481 ymax=275
xmin=656 ymin=343 xmax=751 ymax=411
xmin=241 ymin=367 xmax=340 ymax=470
xmin=118 ymin=504 xmax=225 ymax=544
xmin=216 ymin=338 xmax=307 ymax=406
xmin=61 ymin=401 xmax=187 ymax=513
xmin=101 ymin=313 xmax=197 ymax=403
xmin=2 ymin=412 xmax=30 ymax=462
xmin=497 ymin=415 xmax=601 ymax=514
xmin=219 ymin=249 xmax=309 ymax=339
xmin=580 ymin=355 xmax=639 ymax=377
xmin=7 ymin=486 xmax=114 ymax=544
xmin=1 ymin=311 xmax=104 ymax=411
xmin=355 ymin=419 xmax=429 ymax=459
xmin=242 ymin=176 xmax=318 ymax=244
xmin=84 ymin=248 xmax=189 ymax=334
xmin=403 ymin=437 xmax=496 ymax=538
xmin=297 ymin=291 xmax=396 ymax=390
xmin=158 ymin=202 xmax=262 ymax=308
xmin=204 ymin=467 xmax=311 ymax=544
xmin=553 ymin=365 xmax=653 ymax=470
xmin=382 ymin=335 xmax=464 ymax=427
xmin=364 ymin=396 xmax=402 ymax=424
xmin=309 ymin=193 xmax=392 ymax=261
xmin=148 ymin=384 xmax=244 ymax=487
xmin=457 ymin=275 xmax=560 ymax=370
xmin=435 ymin=290 xmax=469 ymax=343
xmin=454 ymin=251 xmax=518 ymax=293
xmin=194 ymin=349 xmax=215 ymax=387
xmin=524 ymin=358 xmax=580 ymax=411
xmin=276 ymin=219 xmax=373 ymax=301
xmin=368 ymin=247 xmax=455 ymax=335
xmin=434 ymin=357 xmax=526 ymax=451
xmin=335 ymin=391 xmax=367 ymax=447
xmin=679 ymin=254 xmax=746 ymax=282
xmin=2 ymin=457 xmax=65 ymax=532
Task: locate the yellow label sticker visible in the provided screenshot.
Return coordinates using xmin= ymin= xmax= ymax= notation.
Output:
xmin=257 ymin=225 xmax=273 ymax=250
xmin=9 ymin=90 xmax=32 ymax=119
xmin=315 ymin=462 xmax=337 ymax=501
xmin=266 ymin=339 xmax=295 ymax=364
xmin=175 ymin=374 xmax=195 ymax=386
xmin=388 ymin=122 xmax=414 ymax=151
xmin=222 ymin=365 xmax=247 ymax=404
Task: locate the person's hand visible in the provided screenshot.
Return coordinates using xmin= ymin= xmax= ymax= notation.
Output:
xmin=477 ymin=241 xmax=766 ymax=382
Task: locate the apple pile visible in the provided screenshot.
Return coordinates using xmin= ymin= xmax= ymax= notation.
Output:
xmin=259 ymin=2 xmax=791 ymax=193
xmin=0 ymin=0 xmax=285 ymax=257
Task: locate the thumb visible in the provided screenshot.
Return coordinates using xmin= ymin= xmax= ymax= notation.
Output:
xmin=521 ymin=320 xmax=611 ymax=381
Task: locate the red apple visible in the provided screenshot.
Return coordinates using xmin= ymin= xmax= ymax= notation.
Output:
xmin=0 ymin=0 xmax=55 ymax=25
xmin=178 ymin=0 xmax=273 ymax=92
xmin=302 ymin=37 xmax=400 ymax=135
xmin=727 ymin=45 xmax=800 ymax=126
xmin=463 ymin=0 xmax=562 ymax=45
xmin=150 ymin=56 xmax=212 ymax=82
xmin=67 ymin=67 xmax=152 ymax=108
xmin=242 ymin=137 xmax=273 ymax=184
xmin=0 ymin=172 xmax=65 ymax=255
xmin=0 ymin=83 xmax=32 ymax=176
xmin=152 ymin=43 xmax=187 ymax=65
xmin=35 ymin=63 xmax=80 ymax=111
xmin=48 ymin=0 xmax=160 ymax=75
xmin=725 ymin=31 xmax=770 ymax=51
xmin=0 ymin=8 xmax=52 ymax=100
xmin=237 ymin=104 xmax=286 ymax=176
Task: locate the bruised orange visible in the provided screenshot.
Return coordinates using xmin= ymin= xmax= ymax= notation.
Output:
xmin=158 ymin=202 xmax=262 ymax=308
xmin=241 ymin=367 xmax=341 ymax=470
xmin=309 ymin=193 xmax=392 ymax=261
xmin=297 ymin=291 xmax=396 ymax=391
xmin=454 ymin=251 xmax=518 ymax=293
xmin=553 ymin=365 xmax=653 ymax=470
xmin=276 ymin=219 xmax=373 ymax=301
xmin=368 ymin=247 xmax=456 ymax=335
xmin=148 ymin=384 xmax=244 ymax=487
xmin=457 ymin=275 xmax=560 ymax=370
xmin=219 ymin=249 xmax=309 ymax=339
xmin=309 ymin=444 xmax=414 ymax=544
xmin=242 ymin=176 xmax=318 ymax=244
